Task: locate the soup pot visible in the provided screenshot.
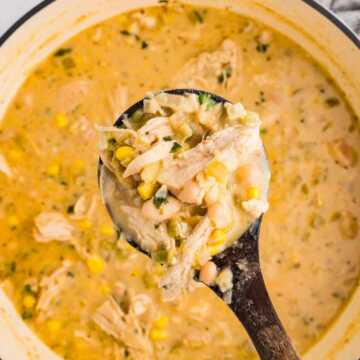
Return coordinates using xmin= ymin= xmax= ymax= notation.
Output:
xmin=0 ymin=0 xmax=359 ymax=359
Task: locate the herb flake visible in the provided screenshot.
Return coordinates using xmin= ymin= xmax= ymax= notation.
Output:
xmin=325 ymin=97 xmax=340 ymax=108
xmin=171 ymin=142 xmax=182 ymax=153
xmin=153 ymin=186 xmax=168 ymax=209
xmin=54 ymin=48 xmax=72 ymax=57
xmin=198 ymin=93 xmax=216 ymax=110
xmin=256 ymin=43 xmax=269 ymax=53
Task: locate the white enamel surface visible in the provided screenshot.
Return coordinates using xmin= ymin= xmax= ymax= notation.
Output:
xmin=0 ymin=1 xmax=359 ymax=359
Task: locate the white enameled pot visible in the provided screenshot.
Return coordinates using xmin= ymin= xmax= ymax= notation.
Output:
xmin=0 ymin=1 xmax=359 ymax=359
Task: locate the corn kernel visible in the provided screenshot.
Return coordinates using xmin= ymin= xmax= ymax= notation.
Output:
xmin=71 ymin=159 xmax=85 ymax=176
xmin=23 ymin=295 xmax=36 ymax=309
xmin=154 ymin=315 xmax=169 ymax=329
xmin=150 ymin=328 xmax=167 ymax=341
xmin=100 ymin=224 xmax=115 ymax=236
xmin=131 ymin=267 xmax=142 ymax=277
xmin=137 ymin=182 xmax=156 ymax=200
xmin=9 ymin=149 xmax=23 ymax=161
xmin=115 ymin=146 xmax=135 ymax=162
xmin=47 ymin=320 xmax=61 ymax=332
xmin=247 ymin=186 xmax=260 ymax=200
xmin=79 ymin=219 xmax=92 ymax=230
xmin=87 ymin=255 xmax=105 ymax=274
xmin=55 ymin=114 xmax=69 ymax=128
xmin=209 ymin=228 xmax=227 ymax=246
xmin=205 ymin=160 xmax=228 ymax=184
xmin=141 ymin=162 xmax=160 ymax=183
xmin=47 ymin=163 xmax=60 ymax=177
xmin=101 ymin=283 xmax=111 ymax=295
xmin=8 ymin=215 xmax=20 ymax=228
xmin=207 ymin=244 xmax=223 ymax=257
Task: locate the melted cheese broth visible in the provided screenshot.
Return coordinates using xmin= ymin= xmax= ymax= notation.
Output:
xmin=0 ymin=4 xmax=359 ymax=359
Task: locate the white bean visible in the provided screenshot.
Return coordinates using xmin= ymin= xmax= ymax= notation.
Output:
xmin=200 ymin=261 xmax=218 ymax=285
xmin=204 ymin=184 xmax=219 ymax=206
xmin=208 ymin=202 xmax=232 ymax=228
xmin=178 ymin=180 xmax=204 ymax=204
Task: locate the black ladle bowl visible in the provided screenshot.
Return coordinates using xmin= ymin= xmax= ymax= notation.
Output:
xmin=98 ymin=89 xmax=300 ymax=360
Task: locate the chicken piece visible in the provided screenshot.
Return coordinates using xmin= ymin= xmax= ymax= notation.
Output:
xmin=151 ymin=92 xmax=200 ymax=113
xmin=124 ymin=140 xmax=174 ymax=177
xmin=93 ymin=283 xmax=154 ymax=360
xmin=70 ymin=116 xmax=97 ymax=142
xmin=56 ymin=80 xmax=93 ymax=113
xmin=0 ymin=152 xmax=12 ymax=178
xmin=118 ymin=205 xmax=175 ymax=253
xmin=137 ymin=116 xmax=173 ymax=143
xmin=159 ymin=125 xmax=260 ymax=190
xmin=172 ymin=39 xmax=238 ymax=93
xmin=242 ymin=199 xmax=269 ymax=218
xmin=108 ymin=85 xmax=128 ymax=121
xmin=328 ymin=138 xmax=358 ymax=168
xmin=36 ymin=261 xmax=74 ymax=321
xmin=33 ymin=212 xmax=74 ymax=243
xmin=160 ymin=216 xmax=212 ymax=301
xmin=70 ymin=194 xmax=98 ymax=220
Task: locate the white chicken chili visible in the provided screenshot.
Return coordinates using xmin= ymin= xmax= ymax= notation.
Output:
xmin=99 ymin=91 xmax=270 ymax=300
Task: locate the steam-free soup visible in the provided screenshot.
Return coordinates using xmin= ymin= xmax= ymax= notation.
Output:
xmin=0 ymin=3 xmax=359 ymax=359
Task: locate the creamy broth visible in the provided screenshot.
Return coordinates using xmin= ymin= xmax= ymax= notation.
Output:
xmin=0 ymin=3 xmax=359 ymax=359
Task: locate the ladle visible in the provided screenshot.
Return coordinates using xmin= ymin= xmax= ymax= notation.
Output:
xmin=98 ymin=89 xmax=300 ymax=360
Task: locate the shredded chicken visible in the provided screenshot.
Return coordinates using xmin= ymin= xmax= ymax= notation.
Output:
xmin=71 ymin=194 xmax=98 ymax=219
xmin=0 ymin=152 xmax=12 ymax=178
xmin=160 ymin=216 xmax=212 ymax=301
xmin=150 ymin=92 xmax=200 ymax=113
xmin=93 ymin=283 xmax=154 ymax=360
xmin=33 ymin=212 xmax=74 ymax=243
xmin=137 ymin=116 xmax=173 ymax=143
xmin=33 ymin=212 xmax=89 ymax=258
xmin=172 ymin=39 xmax=238 ymax=93
xmin=36 ymin=261 xmax=74 ymax=321
xmin=70 ymin=116 xmax=97 ymax=142
xmin=118 ymin=206 xmax=174 ymax=252
xmin=57 ymin=80 xmax=93 ymax=112
xmin=124 ymin=140 xmax=175 ymax=178
xmin=108 ymin=85 xmax=128 ymax=121
xmin=242 ymin=199 xmax=269 ymax=218
xmin=159 ymin=125 xmax=260 ymax=189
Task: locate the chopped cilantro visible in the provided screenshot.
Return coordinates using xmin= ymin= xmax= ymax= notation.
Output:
xmin=22 ymin=310 xmax=33 ymax=320
xmin=198 ymin=93 xmax=216 ymax=110
xmin=189 ymin=10 xmax=206 ymax=24
xmin=120 ymin=30 xmax=131 ymax=36
xmin=163 ymin=136 xmax=173 ymax=141
xmin=23 ymin=284 xmax=34 ymax=294
xmin=217 ymin=66 xmax=233 ymax=85
xmin=62 ymin=57 xmax=76 ymax=70
xmin=67 ymin=204 xmax=75 ymax=214
xmin=141 ymin=41 xmax=149 ymax=49
xmin=54 ymin=48 xmax=72 ymax=57
xmin=9 ymin=261 xmax=16 ymax=273
xmin=159 ymin=0 xmax=168 ymax=3
xmin=171 ymin=142 xmax=182 ymax=153
xmin=152 ymin=249 xmax=169 ymax=264
xmin=325 ymin=97 xmax=340 ymax=108
xmin=153 ymin=186 xmax=168 ymax=209
xmin=256 ymin=43 xmax=269 ymax=53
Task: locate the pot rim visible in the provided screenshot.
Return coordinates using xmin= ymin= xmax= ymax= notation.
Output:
xmin=0 ymin=0 xmax=359 ymax=49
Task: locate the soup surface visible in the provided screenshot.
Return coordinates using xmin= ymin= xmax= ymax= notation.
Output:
xmin=0 ymin=3 xmax=359 ymax=360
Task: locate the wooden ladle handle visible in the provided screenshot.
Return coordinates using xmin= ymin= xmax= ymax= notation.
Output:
xmin=211 ymin=219 xmax=300 ymax=360
xmin=231 ymin=270 xmax=300 ymax=360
